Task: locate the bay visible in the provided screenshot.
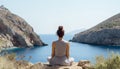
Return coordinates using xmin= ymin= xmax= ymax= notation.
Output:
xmin=4 ymin=34 xmax=120 ymax=64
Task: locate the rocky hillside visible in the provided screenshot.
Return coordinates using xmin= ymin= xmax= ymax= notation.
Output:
xmin=72 ymin=13 xmax=120 ymax=46
xmin=0 ymin=6 xmax=46 ymax=48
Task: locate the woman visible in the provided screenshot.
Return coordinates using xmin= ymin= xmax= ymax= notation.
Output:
xmin=48 ymin=26 xmax=74 ymax=66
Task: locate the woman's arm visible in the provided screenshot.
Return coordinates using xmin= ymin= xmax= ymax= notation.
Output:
xmin=51 ymin=42 xmax=55 ymax=58
xmin=66 ymin=43 xmax=70 ymax=58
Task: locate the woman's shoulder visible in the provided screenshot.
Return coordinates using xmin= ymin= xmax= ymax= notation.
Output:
xmin=62 ymin=39 xmax=69 ymax=44
xmin=52 ymin=39 xmax=69 ymax=44
xmin=52 ymin=40 xmax=58 ymax=44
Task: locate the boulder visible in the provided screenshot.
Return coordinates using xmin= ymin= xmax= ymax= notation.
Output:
xmin=78 ymin=60 xmax=93 ymax=69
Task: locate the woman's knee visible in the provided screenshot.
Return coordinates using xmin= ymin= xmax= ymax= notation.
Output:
xmin=47 ymin=56 xmax=51 ymax=62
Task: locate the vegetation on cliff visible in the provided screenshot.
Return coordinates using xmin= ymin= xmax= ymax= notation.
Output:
xmin=72 ymin=13 xmax=120 ymax=46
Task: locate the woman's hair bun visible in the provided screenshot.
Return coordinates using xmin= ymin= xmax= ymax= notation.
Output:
xmin=57 ymin=26 xmax=64 ymax=37
xmin=58 ymin=26 xmax=63 ymax=31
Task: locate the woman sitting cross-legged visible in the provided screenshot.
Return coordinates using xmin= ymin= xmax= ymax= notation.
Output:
xmin=47 ymin=26 xmax=74 ymax=66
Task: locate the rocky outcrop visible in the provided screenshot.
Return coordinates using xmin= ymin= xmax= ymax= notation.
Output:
xmin=77 ymin=60 xmax=92 ymax=69
xmin=0 ymin=6 xmax=46 ymax=48
xmin=72 ymin=13 xmax=120 ymax=46
xmin=1 ymin=54 xmax=92 ymax=69
xmin=28 ymin=60 xmax=93 ymax=69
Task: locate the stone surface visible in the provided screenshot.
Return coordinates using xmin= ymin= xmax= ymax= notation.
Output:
xmin=29 ymin=62 xmax=44 ymax=69
xmin=78 ymin=60 xmax=92 ymax=69
xmin=0 ymin=6 xmax=46 ymax=48
xmin=77 ymin=60 xmax=90 ymax=66
xmin=28 ymin=62 xmax=83 ymax=69
xmin=72 ymin=13 xmax=120 ymax=46
xmin=15 ymin=60 xmax=33 ymax=69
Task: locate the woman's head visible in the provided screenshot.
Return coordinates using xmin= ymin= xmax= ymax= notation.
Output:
xmin=57 ymin=26 xmax=64 ymax=38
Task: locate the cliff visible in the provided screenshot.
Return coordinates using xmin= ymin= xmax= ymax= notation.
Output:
xmin=72 ymin=13 xmax=120 ymax=46
xmin=0 ymin=6 xmax=46 ymax=48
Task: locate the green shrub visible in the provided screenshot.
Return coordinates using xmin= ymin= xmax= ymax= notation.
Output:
xmin=94 ymin=53 xmax=120 ymax=69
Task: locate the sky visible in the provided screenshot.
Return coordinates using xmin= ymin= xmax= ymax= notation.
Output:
xmin=0 ymin=0 xmax=120 ymax=34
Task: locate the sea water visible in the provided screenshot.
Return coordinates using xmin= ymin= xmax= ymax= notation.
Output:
xmin=4 ymin=34 xmax=120 ymax=64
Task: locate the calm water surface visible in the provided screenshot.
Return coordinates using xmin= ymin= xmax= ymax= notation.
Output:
xmin=4 ymin=34 xmax=120 ymax=64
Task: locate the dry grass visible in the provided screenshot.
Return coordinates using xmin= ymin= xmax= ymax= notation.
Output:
xmin=93 ymin=53 xmax=120 ymax=69
xmin=0 ymin=53 xmax=33 ymax=69
xmin=0 ymin=53 xmax=16 ymax=69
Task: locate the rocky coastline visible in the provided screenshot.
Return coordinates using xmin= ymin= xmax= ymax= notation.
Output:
xmin=0 ymin=6 xmax=47 ymax=49
xmin=71 ymin=13 xmax=120 ymax=46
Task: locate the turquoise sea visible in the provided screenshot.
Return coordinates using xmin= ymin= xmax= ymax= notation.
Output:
xmin=4 ymin=34 xmax=120 ymax=64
